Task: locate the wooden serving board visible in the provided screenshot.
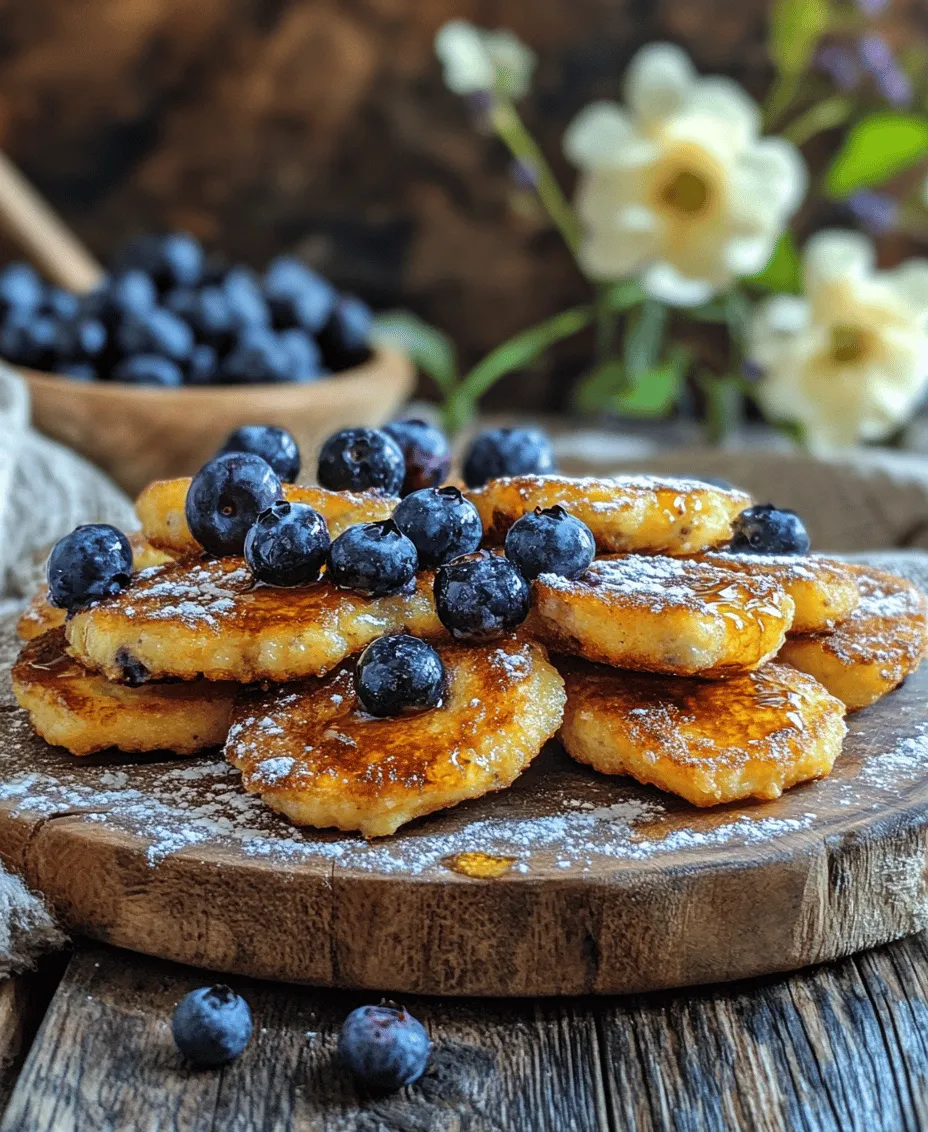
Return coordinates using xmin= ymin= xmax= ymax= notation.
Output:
xmin=2 ymin=550 xmax=928 ymax=999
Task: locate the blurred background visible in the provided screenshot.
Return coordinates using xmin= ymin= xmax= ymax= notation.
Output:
xmin=0 ymin=0 xmax=923 ymax=412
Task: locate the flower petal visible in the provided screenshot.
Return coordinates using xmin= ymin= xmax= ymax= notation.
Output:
xmin=687 ymin=77 xmax=762 ymax=146
xmin=435 ymin=21 xmax=495 ymax=94
xmin=563 ymin=103 xmax=637 ymax=169
xmin=485 ymin=29 xmax=537 ymax=100
xmin=640 ymin=261 xmax=718 ymax=306
xmin=887 ymin=260 xmax=928 ymax=317
xmin=624 ymin=43 xmax=695 ymax=124
xmin=576 ymin=220 xmax=658 ymax=280
xmin=737 ymin=137 xmax=808 ymax=218
xmin=804 ymin=229 xmax=875 ymax=291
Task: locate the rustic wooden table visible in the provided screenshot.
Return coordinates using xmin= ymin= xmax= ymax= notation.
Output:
xmin=2 ymin=932 xmax=928 ymax=1131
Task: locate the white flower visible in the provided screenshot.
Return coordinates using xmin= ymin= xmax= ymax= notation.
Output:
xmin=563 ymin=43 xmax=807 ymax=306
xmin=435 ymin=20 xmax=536 ymax=99
xmin=749 ymin=230 xmax=928 ymax=449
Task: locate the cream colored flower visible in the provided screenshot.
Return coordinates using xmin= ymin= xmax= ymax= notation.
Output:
xmin=435 ymin=20 xmax=536 ymax=99
xmin=563 ymin=43 xmax=807 ymax=306
xmin=749 ymin=230 xmax=928 ymax=449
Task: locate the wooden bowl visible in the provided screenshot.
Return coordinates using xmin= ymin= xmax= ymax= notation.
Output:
xmin=20 ymin=347 xmax=415 ymax=497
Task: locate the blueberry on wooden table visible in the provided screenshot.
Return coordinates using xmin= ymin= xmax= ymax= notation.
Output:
xmin=338 ymin=1003 xmax=431 ymax=1091
xmin=172 ymin=985 xmax=253 ymax=1066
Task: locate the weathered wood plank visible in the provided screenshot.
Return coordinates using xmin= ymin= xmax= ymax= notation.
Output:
xmin=1 ymin=945 xmax=610 ymax=1132
xmin=0 ymin=960 xmax=66 ymax=1118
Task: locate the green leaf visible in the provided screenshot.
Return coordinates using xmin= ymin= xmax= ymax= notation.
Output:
xmin=747 ymin=232 xmax=803 ymax=295
xmin=370 ymin=311 xmax=458 ymax=393
xmin=573 ymin=360 xmax=627 ymax=415
xmin=601 ymin=280 xmax=647 ymax=312
xmin=826 ymin=112 xmax=928 ymax=199
xmin=624 ymin=299 xmax=669 ymax=379
xmin=611 ymin=360 xmax=684 ymax=418
xmin=769 ymin=0 xmax=830 ymax=76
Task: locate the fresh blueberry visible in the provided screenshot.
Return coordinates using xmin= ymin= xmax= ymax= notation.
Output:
xmin=219 ymin=327 xmax=290 ymax=384
xmin=393 ymin=487 xmax=482 ymax=569
xmin=219 ymin=425 xmax=301 ymax=482
xmin=327 ymin=520 xmax=418 ymax=596
xmin=42 ymin=286 xmax=80 ymax=321
xmin=0 ymin=263 xmax=43 ymax=316
xmin=185 ymin=452 xmax=283 ymax=557
xmin=52 ymin=317 xmax=107 ymax=364
xmin=355 ymin=634 xmax=445 ymax=717
xmin=278 ymin=328 xmax=323 ymax=382
xmin=383 ymin=419 xmax=451 ymax=496
xmin=263 ymin=257 xmax=336 ymax=334
xmin=82 ymin=270 xmax=157 ymax=326
xmin=115 ymin=232 xmax=204 ymax=291
xmin=337 ymin=1003 xmax=431 ymax=1091
xmin=0 ymin=313 xmax=58 ymax=369
xmin=317 ymin=428 xmax=405 ymax=495
xmin=729 ymin=504 xmax=811 ymax=555
xmin=462 ymin=427 xmax=556 ymax=488
xmin=244 ymin=500 xmax=329 ymax=587
xmin=46 ymin=523 xmax=133 ymax=612
xmin=222 ymin=267 xmax=270 ymax=331
xmin=58 ymin=361 xmax=97 ymax=381
xmin=185 ymin=342 xmax=219 ymax=385
xmin=111 ymin=354 xmax=184 ymax=386
xmin=172 ymin=985 xmax=253 ymax=1066
xmin=504 ymin=505 xmax=595 ymax=580
xmin=318 ymin=295 xmax=373 ymax=371
xmin=167 ymin=285 xmax=234 ymax=351
xmin=116 ymin=307 xmax=194 ymax=363
xmin=434 ymin=553 xmax=530 ymax=640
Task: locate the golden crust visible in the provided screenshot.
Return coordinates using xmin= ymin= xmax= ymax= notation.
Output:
xmin=16 ymin=533 xmax=176 ymax=642
xmin=779 ymin=564 xmax=928 ymax=711
xmin=558 ymin=658 xmax=846 ymax=806
xmin=465 ymin=474 xmax=752 ymax=555
xmin=136 ymin=477 xmax=398 ymax=555
xmin=530 ymin=555 xmax=794 ymax=679
xmin=226 ymin=637 xmax=566 ymax=837
xmin=695 ymin=551 xmax=859 ymax=635
xmin=12 ymin=629 xmax=234 ymax=756
xmin=66 ymin=558 xmax=445 ymax=684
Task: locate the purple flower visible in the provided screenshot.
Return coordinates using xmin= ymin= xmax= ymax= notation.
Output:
xmin=876 ymin=63 xmax=914 ymax=106
xmin=848 ymin=190 xmax=899 ymax=235
xmin=742 ymin=359 xmax=765 ymax=383
xmin=854 ymin=0 xmax=889 ymax=15
xmin=858 ymin=34 xmax=894 ymax=73
xmin=857 ymin=35 xmax=914 ymax=106
xmin=816 ymin=44 xmax=862 ymax=92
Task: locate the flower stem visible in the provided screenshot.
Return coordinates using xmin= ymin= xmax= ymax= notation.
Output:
xmin=490 ymin=100 xmax=581 ymax=256
xmin=593 ymin=283 xmax=618 ymax=366
xmin=780 ymin=95 xmax=854 ymax=147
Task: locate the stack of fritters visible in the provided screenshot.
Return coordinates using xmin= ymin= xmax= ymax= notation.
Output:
xmin=13 ymin=469 xmax=928 ymax=836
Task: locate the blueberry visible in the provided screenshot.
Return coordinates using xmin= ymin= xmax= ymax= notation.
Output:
xmin=168 ymin=286 xmax=234 ymax=351
xmin=42 ymin=286 xmax=80 ymax=321
xmin=219 ymin=328 xmax=290 ymax=384
xmin=222 ymin=266 xmax=270 ymax=331
xmin=729 ymin=504 xmax=811 ymax=555
xmin=116 ymin=307 xmax=194 ymax=363
xmin=219 ymin=425 xmax=301 ymax=481
xmin=46 ymin=523 xmax=133 ymax=612
xmin=504 ymin=505 xmax=595 ymax=580
xmin=263 ymin=256 xmax=336 ymax=334
xmin=82 ymin=270 xmax=157 ymax=326
xmin=185 ymin=452 xmax=283 ymax=557
xmin=185 ymin=342 xmax=219 ymax=385
xmin=327 ymin=520 xmax=418 ymax=596
xmin=462 ymin=427 xmax=556 ymax=488
xmin=317 ymin=428 xmax=405 ymax=495
xmin=52 ymin=317 xmax=107 ymax=364
xmin=112 ymin=354 xmax=184 ymax=386
xmin=172 ymin=985 xmax=253 ymax=1066
xmin=393 ymin=487 xmax=482 ymax=569
xmin=434 ymin=553 xmax=530 ymax=640
xmin=0 ymin=313 xmax=57 ymax=369
xmin=0 ymin=263 xmax=43 ymax=316
xmin=278 ymin=327 xmax=323 ymax=382
xmin=355 ymin=634 xmax=445 ymax=717
xmin=383 ymin=419 xmax=451 ymax=496
xmin=318 ymin=295 xmax=373 ymax=371
xmin=337 ymin=1003 xmax=430 ymax=1091
xmin=115 ymin=232 xmax=204 ymax=292
xmin=244 ymin=500 xmax=329 ymax=587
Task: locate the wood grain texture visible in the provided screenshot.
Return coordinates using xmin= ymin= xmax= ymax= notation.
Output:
xmin=2 ymin=600 xmax=928 ymax=997
xmin=6 ymin=939 xmax=928 ymax=1131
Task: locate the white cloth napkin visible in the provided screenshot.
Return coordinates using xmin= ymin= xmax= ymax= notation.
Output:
xmin=0 ymin=365 xmax=136 ymax=599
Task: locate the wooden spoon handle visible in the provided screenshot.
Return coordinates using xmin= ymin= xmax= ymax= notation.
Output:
xmin=0 ymin=150 xmax=105 ymax=294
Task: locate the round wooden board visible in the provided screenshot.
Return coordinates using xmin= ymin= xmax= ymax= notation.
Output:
xmin=3 ymin=552 xmax=928 ymax=998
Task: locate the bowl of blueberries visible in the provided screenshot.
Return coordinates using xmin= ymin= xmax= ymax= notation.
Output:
xmin=1 ymin=232 xmax=414 ymax=495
